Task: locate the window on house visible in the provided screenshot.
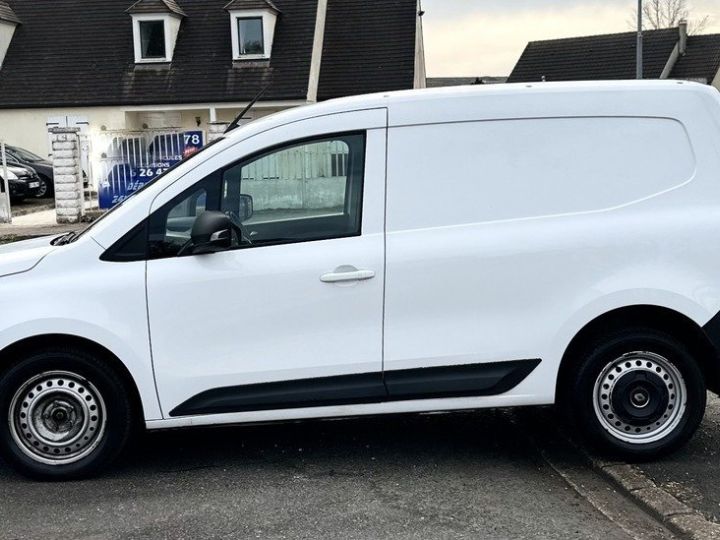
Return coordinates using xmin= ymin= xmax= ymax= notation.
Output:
xmin=237 ymin=17 xmax=264 ymax=55
xmin=140 ymin=20 xmax=166 ymax=59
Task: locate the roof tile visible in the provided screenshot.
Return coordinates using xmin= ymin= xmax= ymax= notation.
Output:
xmin=0 ymin=0 xmax=316 ymax=108
xmin=318 ymin=0 xmax=417 ymax=100
xmin=127 ymin=0 xmax=186 ymax=17
xmin=0 ymin=0 xmax=20 ymax=24
xmin=671 ymin=33 xmax=720 ymax=83
xmin=224 ymin=0 xmax=280 ymax=13
xmin=508 ymin=28 xmax=681 ymax=83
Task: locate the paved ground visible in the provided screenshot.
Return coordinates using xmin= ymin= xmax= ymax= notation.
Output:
xmin=638 ymin=393 xmax=720 ymax=525
xmin=0 ymin=408 xmax=675 ymax=540
xmin=9 ymin=197 xmax=54 ymax=218
xmin=0 ymin=202 xmax=98 ymax=240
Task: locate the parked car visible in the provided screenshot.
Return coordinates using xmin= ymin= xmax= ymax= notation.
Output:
xmin=1 ymin=163 xmax=40 ymax=202
xmin=4 ymin=145 xmax=54 ymax=199
xmin=1 ymin=81 xmax=720 ymax=481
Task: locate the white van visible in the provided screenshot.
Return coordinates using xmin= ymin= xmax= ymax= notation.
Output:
xmin=2 ymin=81 xmax=720 ymax=480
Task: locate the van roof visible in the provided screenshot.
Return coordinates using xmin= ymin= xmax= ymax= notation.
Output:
xmin=226 ymin=80 xmax=719 ymax=139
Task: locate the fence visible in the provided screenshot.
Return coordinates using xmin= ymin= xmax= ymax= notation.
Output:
xmin=95 ymin=129 xmax=351 ymax=212
xmin=96 ymin=129 xmax=204 ymax=209
xmin=241 ymin=139 xmax=350 ymax=212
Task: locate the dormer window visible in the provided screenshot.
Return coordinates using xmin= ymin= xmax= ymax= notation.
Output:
xmin=225 ymin=0 xmax=280 ymax=61
xmin=237 ymin=17 xmax=264 ymax=55
xmin=139 ymin=20 xmax=167 ymax=60
xmin=0 ymin=0 xmax=21 ymax=70
xmin=127 ymin=0 xmax=186 ymax=64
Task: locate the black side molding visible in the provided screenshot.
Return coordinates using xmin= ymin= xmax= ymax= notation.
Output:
xmin=384 ymin=359 xmax=541 ymax=400
xmin=169 ymin=359 xmax=542 ymax=418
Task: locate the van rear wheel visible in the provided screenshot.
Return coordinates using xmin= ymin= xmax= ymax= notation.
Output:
xmin=565 ymin=328 xmax=706 ymax=459
xmin=0 ymin=347 xmax=134 ymax=480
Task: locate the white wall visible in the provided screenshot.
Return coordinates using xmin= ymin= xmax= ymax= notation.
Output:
xmin=0 ymin=105 xmax=289 ymax=159
xmin=0 ymin=106 xmax=127 ymax=158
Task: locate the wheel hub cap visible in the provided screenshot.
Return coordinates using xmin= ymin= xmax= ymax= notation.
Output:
xmin=593 ymin=351 xmax=686 ymax=444
xmin=8 ymin=371 xmax=107 ymax=466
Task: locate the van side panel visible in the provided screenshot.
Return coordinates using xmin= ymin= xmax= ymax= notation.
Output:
xmin=384 ymin=114 xmax=720 ymax=404
xmin=387 ymin=117 xmax=695 ymax=229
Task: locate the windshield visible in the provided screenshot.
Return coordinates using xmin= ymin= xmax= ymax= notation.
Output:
xmin=9 ymin=146 xmax=46 ymax=163
xmin=71 ymin=137 xmax=226 ymax=242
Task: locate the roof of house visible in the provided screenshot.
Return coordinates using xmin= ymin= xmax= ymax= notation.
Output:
xmin=223 ymin=0 xmax=280 ymax=13
xmin=317 ymin=0 xmax=418 ymax=101
xmin=508 ymin=27 xmax=720 ymax=84
xmin=127 ymin=0 xmax=186 ymax=17
xmin=672 ymin=33 xmax=720 ymax=83
xmin=0 ymin=0 xmax=20 ymax=24
xmin=426 ymin=77 xmax=508 ymax=87
xmin=426 ymin=77 xmax=482 ymax=87
xmin=0 ymin=0 xmax=418 ymax=109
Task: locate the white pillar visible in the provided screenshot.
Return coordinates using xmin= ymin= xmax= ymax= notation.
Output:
xmin=208 ymin=121 xmax=230 ymax=142
xmin=0 ymin=141 xmax=10 ymax=224
xmin=51 ymin=127 xmax=84 ymax=224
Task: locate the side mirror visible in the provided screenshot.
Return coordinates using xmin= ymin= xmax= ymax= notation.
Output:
xmin=238 ymin=194 xmax=254 ymax=222
xmin=190 ymin=211 xmax=232 ymax=254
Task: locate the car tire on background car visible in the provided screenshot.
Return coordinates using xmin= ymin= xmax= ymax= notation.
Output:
xmin=0 ymin=347 xmax=135 ymax=480
xmin=33 ymin=176 xmax=52 ymax=199
xmin=563 ymin=327 xmax=706 ymax=460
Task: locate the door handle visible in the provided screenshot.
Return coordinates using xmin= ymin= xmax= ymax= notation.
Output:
xmin=320 ymin=266 xmax=376 ymax=283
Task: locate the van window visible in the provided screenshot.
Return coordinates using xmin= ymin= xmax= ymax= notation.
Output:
xmin=148 ymin=133 xmax=365 ymax=258
xmin=386 ymin=117 xmax=696 ymax=231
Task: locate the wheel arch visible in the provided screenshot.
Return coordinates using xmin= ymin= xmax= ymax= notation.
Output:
xmin=557 ymin=305 xmax=720 ymax=400
xmin=0 ymin=333 xmax=146 ymax=422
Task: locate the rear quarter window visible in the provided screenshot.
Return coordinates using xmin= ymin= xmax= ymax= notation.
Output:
xmin=386 ymin=117 xmax=696 ymax=230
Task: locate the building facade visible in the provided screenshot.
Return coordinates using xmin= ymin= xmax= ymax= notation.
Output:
xmin=0 ymin=0 xmax=425 ymax=176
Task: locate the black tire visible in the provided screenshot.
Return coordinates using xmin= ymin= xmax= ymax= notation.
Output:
xmin=33 ymin=176 xmax=51 ymax=199
xmin=0 ymin=347 xmax=134 ymax=480
xmin=562 ymin=327 xmax=706 ymax=460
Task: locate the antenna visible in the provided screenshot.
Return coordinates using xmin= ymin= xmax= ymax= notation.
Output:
xmin=225 ymin=82 xmax=272 ymax=134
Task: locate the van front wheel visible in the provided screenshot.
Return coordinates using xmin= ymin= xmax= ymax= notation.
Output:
xmin=0 ymin=348 xmax=134 ymax=480
xmin=566 ymin=328 xmax=706 ymax=459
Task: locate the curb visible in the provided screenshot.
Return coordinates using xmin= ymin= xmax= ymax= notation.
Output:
xmin=593 ymin=460 xmax=720 ymax=540
xmin=553 ymin=428 xmax=720 ymax=540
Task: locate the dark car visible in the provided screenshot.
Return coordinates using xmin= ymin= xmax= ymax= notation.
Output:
xmin=0 ymin=167 xmax=40 ymax=203
xmin=4 ymin=145 xmax=54 ymax=199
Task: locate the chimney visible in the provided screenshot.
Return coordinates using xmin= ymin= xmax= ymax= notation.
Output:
xmin=679 ymin=19 xmax=688 ymax=55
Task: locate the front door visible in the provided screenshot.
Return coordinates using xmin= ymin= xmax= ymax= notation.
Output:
xmin=147 ymin=110 xmax=387 ymax=418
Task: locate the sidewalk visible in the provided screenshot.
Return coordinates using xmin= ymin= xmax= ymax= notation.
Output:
xmin=638 ymin=393 xmax=720 ymax=526
xmin=0 ymin=203 xmax=99 ymax=240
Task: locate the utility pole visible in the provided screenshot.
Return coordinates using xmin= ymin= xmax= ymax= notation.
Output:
xmin=636 ymin=0 xmax=643 ymax=79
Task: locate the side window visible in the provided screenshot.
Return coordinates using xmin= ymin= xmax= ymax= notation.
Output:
xmin=148 ymin=133 xmax=365 ymax=259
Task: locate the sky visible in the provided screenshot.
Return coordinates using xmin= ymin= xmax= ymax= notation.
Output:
xmin=421 ymin=0 xmax=720 ymax=77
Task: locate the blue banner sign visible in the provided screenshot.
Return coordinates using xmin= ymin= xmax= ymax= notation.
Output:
xmin=99 ymin=131 xmax=204 ymax=209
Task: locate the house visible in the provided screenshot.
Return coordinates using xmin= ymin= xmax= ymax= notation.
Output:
xmin=0 ymin=0 xmax=425 ymax=162
xmin=426 ymin=77 xmax=507 ymax=87
xmin=508 ymin=22 xmax=720 ymax=89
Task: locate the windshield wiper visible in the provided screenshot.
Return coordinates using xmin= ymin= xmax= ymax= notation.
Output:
xmin=51 ymin=231 xmax=77 ymax=246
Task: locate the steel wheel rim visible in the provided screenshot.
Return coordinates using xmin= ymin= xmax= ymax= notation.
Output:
xmin=8 ymin=371 xmax=107 ymax=466
xmin=593 ymin=351 xmax=687 ymax=444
